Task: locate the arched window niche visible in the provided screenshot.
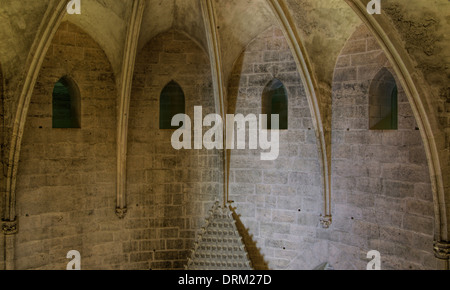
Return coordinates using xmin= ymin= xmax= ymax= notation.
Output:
xmin=369 ymin=68 xmax=398 ymax=130
xmin=262 ymin=79 xmax=288 ymax=130
xmin=52 ymin=76 xmax=81 ymax=129
xmin=0 ymin=63 xmax=3 ymax=104
xmin=160 ymin=80 xmax=186 ymax=130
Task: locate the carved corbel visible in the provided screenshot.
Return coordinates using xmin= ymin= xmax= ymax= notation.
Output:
xmin=434 ymin=241 xmax=450 ymax=260
xmin=115 ymin=207 xmax=128 ymax=219
xmin=320 ymin=215 xmax=333 ymax=229
xmin=2 ymin=219 xmax=18 ymax=235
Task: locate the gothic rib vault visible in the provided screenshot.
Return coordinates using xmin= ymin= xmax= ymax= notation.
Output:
xmin=0 ymin=0 xmax=448 ymax=270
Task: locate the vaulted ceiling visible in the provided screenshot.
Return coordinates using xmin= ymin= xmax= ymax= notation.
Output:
xmin=0 ymin=0 xmax=447 ymax=97
xmin=0 ymin=0 xmax=50 ymax=78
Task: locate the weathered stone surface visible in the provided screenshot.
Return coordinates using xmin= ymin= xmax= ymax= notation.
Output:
xmin=330 ymin=24 xmax=435 ymax=270
xmin=228 ymin=27 xmax=324 ymax=270
xmin=10 ymin=25 xmax=221 ymax=271
xmin=14 ymin=22 xmax=120 ymax=270
xmin=127 ymin=30 xmax=220 ymax=270
xmin=0 ymin=2 xmax=447 ymax=271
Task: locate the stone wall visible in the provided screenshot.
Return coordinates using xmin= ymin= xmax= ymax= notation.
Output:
xmin=14 ymin=24 xmax=222 ymax=270
xmin=15 ymin=22 xmax=119 ymax=270
xmin=126 ymin=30 xmax=221 ymax=270
xmin=227 ymin=27 xmax=327 ymax=270
xmin=329 ymin=24 xmax=436 ymax=270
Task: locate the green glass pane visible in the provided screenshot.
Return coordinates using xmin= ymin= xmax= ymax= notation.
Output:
xmin=369 ymin=69 xmax=398 ymax=131
xmin=53 ymin=78 xmax=79 ymax=129
xmin=160 ymin=81 xmax=186 ymax=129
xmin=263 ymin=79 xmax=288 ymax=130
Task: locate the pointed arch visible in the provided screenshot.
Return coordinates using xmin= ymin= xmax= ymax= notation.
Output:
xmin=5 ymin=0 xmax=67 ymax=222
xmin=52 ymin=76 xmax=81 ymax=129
xmin=345 ymin=0 xmax=449 ymax=265
xmin=2 ymin=1 xmax=67 ymax=270
xmin=369 ymin=68 xmax=398 ymax=130
xmin=13 ymin=13 xmax=118 ymax=271
xmin=262 ymin=79 xmax=288 ymax=130
xmin=160 ymin=80 xmax=186 ymax=130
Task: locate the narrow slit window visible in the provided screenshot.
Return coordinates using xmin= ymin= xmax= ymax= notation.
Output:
xmin=262 ymin=79 xmax=288 ymax=130
xmin=52 ymin=77 xmax=81 ymax=129
xmin=160 ymin=81 xmax=186 ymax=129
xmin=369 ymin=68 xmax=398 ymax=130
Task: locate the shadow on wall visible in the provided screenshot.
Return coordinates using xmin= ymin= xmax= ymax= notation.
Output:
xmin=226 ymin=52 xmax=269 ymax=270
xmin=229 ymin=205 xmax=270 ymax=270
xmin=330 ymin=24 xmax=436 ymax=270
